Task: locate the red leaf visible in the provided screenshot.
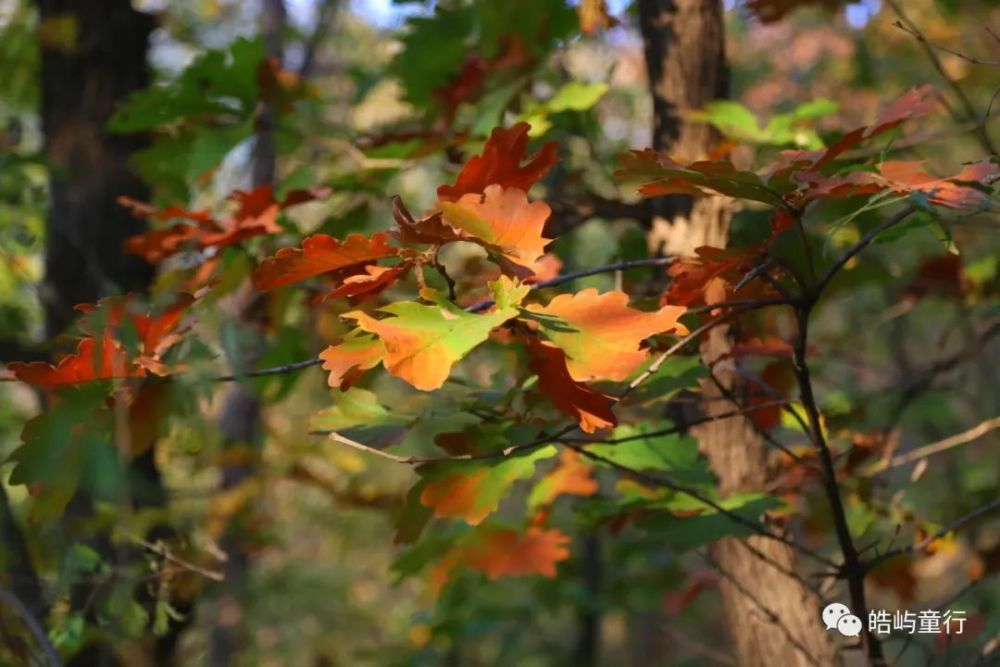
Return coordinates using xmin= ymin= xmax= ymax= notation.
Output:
xmin=527 ymin=338 xmax=616 ymax=434
xmin=323 ymin=261 xmax=414 ymax=303
xmin=123 ymin=185 xmax=329 ymax=263
xmin=8 ymin=333 xmax=139 ymax=387
xmin=437 ymin=123 xmax=558 ymax=202
xmin=252 ymin=233 xmax=398 ymax=292
xmin=531 ymin=449 xmax=599 ymax=506
xmin=768 ymin=85 xmax=937 ymax=177
xmin=747 ymin=361 xmax=794 ymax=432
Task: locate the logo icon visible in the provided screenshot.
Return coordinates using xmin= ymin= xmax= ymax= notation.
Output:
xmin=822 ymin=602 xmax=851 ymax=630
xmin=822 ymin=602 xmax=863 ymax=637
xmin=837 ymin=614 xmax=863 ymax=637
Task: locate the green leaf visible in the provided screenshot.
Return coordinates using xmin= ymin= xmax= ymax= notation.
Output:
xmin=624 ymin=356 xmax=707 ymax=405
xmin=520 ymin=81 xmax=609 ymax=136
xmin=110 ymin=37 xmax=264 ymax=132
xmin=388 ymin=5 xmax=475 ymax=108
xmin=637 ymin=493 xmax=783 ymax=551
xmin=588 ymin=424 xmax=714 ymax=484
xmin=346 ymin=278 xmax=526 ymax=391
xmin=309 ymin=387 xmax=409 ymax=447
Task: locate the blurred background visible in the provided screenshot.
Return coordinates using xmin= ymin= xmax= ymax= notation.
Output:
xmin=0 ymin=0 xmax=998 ymax=666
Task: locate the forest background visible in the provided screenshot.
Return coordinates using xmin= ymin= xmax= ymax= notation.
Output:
xmin=0 ymin=0 xmax=998 ymax=666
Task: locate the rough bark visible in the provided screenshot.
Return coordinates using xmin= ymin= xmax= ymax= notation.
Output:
xmin=636 ymin=2 xmax=836 ymax=665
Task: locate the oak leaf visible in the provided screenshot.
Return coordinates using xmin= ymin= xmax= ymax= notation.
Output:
xmin=426 ymin=525 xmax=571 ymax=597
xmin=252 ymin=232 xmax=398 ymax=292
xmin=879 ymin=160 xmax=998 ymax=209
xmin=526 ymin=339 xmax=616 ymax=433
xmin=123 ymin=185 xmax=328 ymax=262
xmin=440 ymin=185 xmax=553 ymax=277
xmin=8 ymin=333 xmax=138 ymax=387
xmin=462 ymin=526 xmax=570 ymax=579
xmin=343 ymin=277 xmax=528 ymax=390
xmin=437 ymin=123 xmax=558 ymax=201
xmin=768 ymin=85 xmax=937 ymax=178
xmin=318 ymin=332 xmax=386 ymax=390
xmin=418 ymin=447 xmax=553 ymax=525
xmin=525 ymin=289 xmax=688 ymax=382
xmin=529 ymin=449 xmax=599 ymax=508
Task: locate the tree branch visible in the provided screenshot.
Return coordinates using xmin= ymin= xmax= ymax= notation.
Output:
xmin=813 ymin=205 xmax=918 ymax=297
xmin=865 ymin=497 xmax=1000 ymax=570
xmin=0 ymin=583 xmax=62 ymax=667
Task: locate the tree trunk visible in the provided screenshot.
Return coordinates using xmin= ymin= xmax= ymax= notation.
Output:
xmin=636 ymin=2 xmax=837 ymax=665
xmin=208 ymin=1 xmax=286 ymax=664
xmin=35 ymin=4 xmax=193 ymax=665
xmin=38 ymin=0 xmax=155 ymax=337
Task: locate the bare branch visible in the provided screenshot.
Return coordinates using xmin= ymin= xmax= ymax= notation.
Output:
xmin=867 ymin=415 xmax=1000 ymax=473
xmin=814 ymin=205 xmax=918 ymax=297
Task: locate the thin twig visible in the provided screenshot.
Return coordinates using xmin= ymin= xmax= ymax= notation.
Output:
xmin=813 ymin=205 xmax=918 ymax=297
xmin=0 ymin=583 xmax=62 ymax=667
xmin=866 ymin=497 xmax=1000 ymax=569
xmin=130 ymin=536 xmax=225 ymax=582
xmin=888 ymin=2 xmax=998 ymax=155
xmin=466 ymin=256 xmax=674 ymax=313
xmin=622 ymin=299 xmax=793 ymax=398
xmin=866 ymin=415 xmax=1000 ymax=474
xmin=564 ymin=441 xmax=837 ymax=569
xmin=892 ymin=20 xmax=1000 ymax=66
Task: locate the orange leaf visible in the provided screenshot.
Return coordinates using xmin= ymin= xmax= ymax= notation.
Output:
xmin=526 ymin=339 xmax=616 ymax=433
xmin=578 ymin=0 xmax=619 ymax=34
xmin=419 ymin=470 xmax=491 ymax=524
xmin=437 ymin=123 xmax=558 ymax=201
xmin=530 ymin=449 xmax=599 ymax=507
xmin=252 ymin=233 xmax=398 ymax=292
xmin=318 ymin=333 xmax=385 ymax=390
xmin=526 ymin=289 xmax=688 ymax=382
xmin=879 ymin=160 xmax=998 ymax=209
xmin=462 ymin=527 xmax=571 ymax=580
xmin=440 ymin=185 xmax=553 ymax=277
xmin=426 ymin=526 xmax=571 ymax=597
